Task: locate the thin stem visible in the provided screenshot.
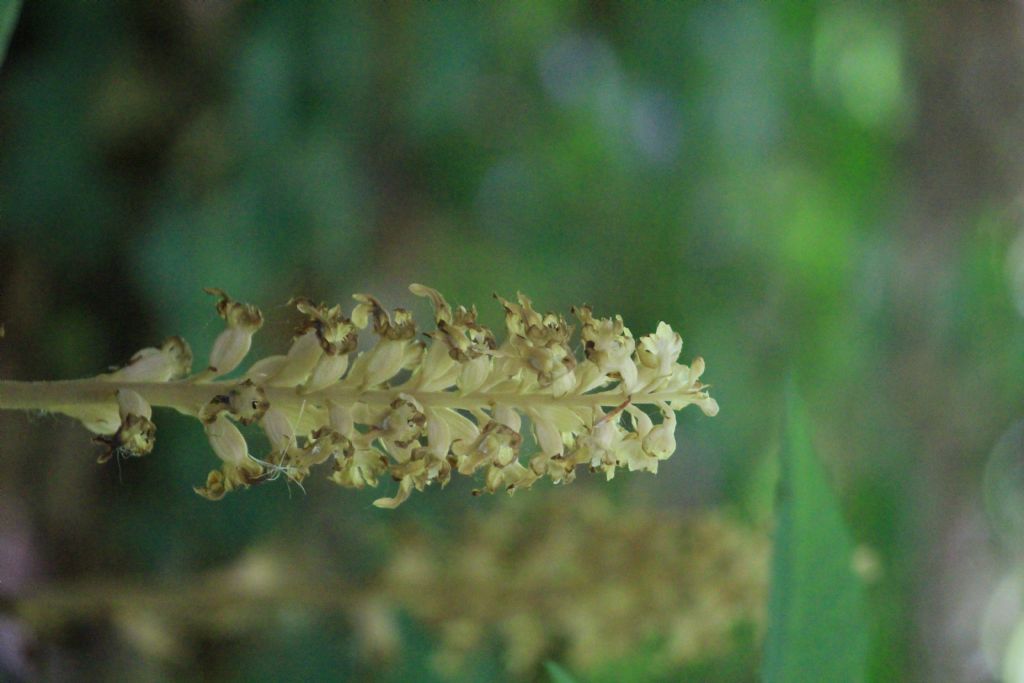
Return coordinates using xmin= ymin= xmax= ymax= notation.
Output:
xmin=0 ymin=377 xmax=684 ymax=417
xmin=15 ymin=574 xmax=354 ymax=627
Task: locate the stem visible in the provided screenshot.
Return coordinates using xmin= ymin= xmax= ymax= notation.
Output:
xmin=15 ymin=574 xmax=354 ymax=627
xmin=0 ymin=378 xmax=682 ymax=416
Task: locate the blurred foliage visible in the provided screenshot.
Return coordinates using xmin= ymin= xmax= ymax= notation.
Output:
xmin=2 ymin=1 xmax=1024 ymax=681
xmin=0 ymin=1 xmax=19 ymax=66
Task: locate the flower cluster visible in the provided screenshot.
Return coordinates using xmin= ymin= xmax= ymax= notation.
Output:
xmin=80 ymin=285 xmax=718 ymax=507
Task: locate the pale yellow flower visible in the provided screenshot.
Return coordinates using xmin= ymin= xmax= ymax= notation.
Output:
xmin=4 ymin=285 xmax=718 ymax=506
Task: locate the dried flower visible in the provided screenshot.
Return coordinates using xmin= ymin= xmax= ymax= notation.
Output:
xmin=93 ymin=388 xmax=157 ymax=463
xmin=195 ymin=414 xmax=264 ymax=501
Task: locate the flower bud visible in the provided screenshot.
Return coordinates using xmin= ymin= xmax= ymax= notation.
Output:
xmin=269 ymin=330 xmax=322 ymax=387
xmin=245 ymin=355 xmax=288 ymax=383
xmin=117 ymin=388 xmax=152 ymax=420
xmin=204 ymin=414 xmax=250 ymax=467
xmin=107 ymin=337 xmax=193 ymax=382
xmin=457 ymin=355 xmax=490 ymax=395
xmin=304 ymin=350 xmax=349 ymax=393
xmin=361 ymin=339 xmax=408 ymax=388
xmin=261 ymin=407 xmax=295 ymax=455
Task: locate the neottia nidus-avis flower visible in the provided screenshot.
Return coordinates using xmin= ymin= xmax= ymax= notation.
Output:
xmin=0 ymin=286 xmax=718 ymax=508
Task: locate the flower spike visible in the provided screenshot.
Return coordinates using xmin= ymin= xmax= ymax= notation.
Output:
xmin=0 ymin=286 xmax=717 ymax=508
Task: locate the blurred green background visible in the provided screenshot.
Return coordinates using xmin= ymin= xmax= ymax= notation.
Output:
xmin=2 ymin=1 xmax=1024 ymax=681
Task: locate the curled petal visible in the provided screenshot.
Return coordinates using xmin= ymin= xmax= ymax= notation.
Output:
xmin=194 ymin=469 xmax=229 ymax=501
xmin=194 ymin=459 xmax=265 ymax=500
xmin=205 ymin=288 xmax=263 ymax=332
xmin=409 ymin=283 xmax=451 ymax=322
xmin=373 ymin=477 xmax=414 ymax=509
xmin=352 ymin=294 xmax=416 ymax=340
xmin=291 ymin=298 xmax=358 ymax=355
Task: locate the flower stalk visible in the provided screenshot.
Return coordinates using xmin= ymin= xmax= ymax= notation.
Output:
xmin=0 ymin=285 xmax=718 ymax=507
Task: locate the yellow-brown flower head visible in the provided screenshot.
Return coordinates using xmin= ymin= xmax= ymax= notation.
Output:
xmin=65 ymin=284 xmax=716 ymax=507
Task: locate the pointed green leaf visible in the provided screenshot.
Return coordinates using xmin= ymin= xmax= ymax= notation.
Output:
xmin=763 ymin=390 xmax=868 ymax=683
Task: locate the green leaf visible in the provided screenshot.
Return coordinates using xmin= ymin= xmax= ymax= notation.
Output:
xmin=545 ymin=661 xmax=579 ymax=683
xmin=0 ymin=0 xmax=20 ymax=69
xmin=763 ymin=389 xmax=868 ymax=683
